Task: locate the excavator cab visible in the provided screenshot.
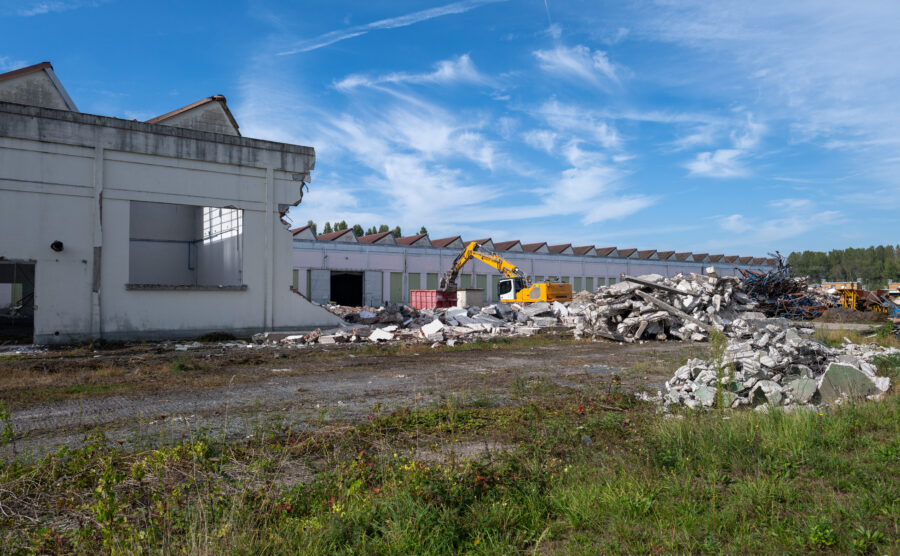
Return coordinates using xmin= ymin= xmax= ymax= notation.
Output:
xmin=497 ymin=277 xmax=528 ymax=301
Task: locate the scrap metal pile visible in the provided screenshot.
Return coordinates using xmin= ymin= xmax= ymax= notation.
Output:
xmin=662 ymin=317 xmax=895 ymax=410
xmin=736 ymin=254 xmax=831 ymax=320
xmin=571 ymin=272 xmax=753 ymax=343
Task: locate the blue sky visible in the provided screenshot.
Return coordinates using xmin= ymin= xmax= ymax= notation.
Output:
xmin=3 ymin=0 xmax=898 ymax=256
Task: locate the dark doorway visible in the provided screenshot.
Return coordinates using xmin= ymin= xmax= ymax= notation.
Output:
xmin=330 ymin=271 xmax=364 ymax=306
xmin=0 ymin=262 xmax=35 ymax=344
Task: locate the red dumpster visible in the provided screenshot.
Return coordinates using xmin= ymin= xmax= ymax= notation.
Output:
xmin=410 ymin=289 xmax=457 ymax=310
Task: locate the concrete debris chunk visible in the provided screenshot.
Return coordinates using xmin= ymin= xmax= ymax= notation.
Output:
xmin=663 ymin=315 xmax=897 ymax=411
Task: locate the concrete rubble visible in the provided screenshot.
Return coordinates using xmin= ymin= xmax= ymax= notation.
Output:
xmin=571 ymin=272 xmax=753 ymax=343
xmin=663 ymin=317 xmax=897 ymax=410
xmin=253 ymin=301 xmax=568 ymax=347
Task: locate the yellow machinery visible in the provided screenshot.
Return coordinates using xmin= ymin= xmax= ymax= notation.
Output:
xmin=838 ymin=288 xmax=888 ymax=314
xmin=439 ymin=241 xmax=573 ymax=303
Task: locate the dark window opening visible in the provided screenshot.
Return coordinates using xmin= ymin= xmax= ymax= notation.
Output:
xmin=330 ymin=271 xmax=364 ymax=306
xmin=0 ymin=262 xmax=35 ymax=344
xmin=497 ymin=279 xmax=513 ymax=296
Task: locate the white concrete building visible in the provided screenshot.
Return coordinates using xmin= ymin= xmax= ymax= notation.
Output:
xmin=292 ymin=232 xmax=775 ymax=307
xmin=0 ymin=62 xmax=341 ymax=343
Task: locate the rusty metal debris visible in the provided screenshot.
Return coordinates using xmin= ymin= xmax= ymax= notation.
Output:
xmin=736 ymin=252 xmax=830 ymax=320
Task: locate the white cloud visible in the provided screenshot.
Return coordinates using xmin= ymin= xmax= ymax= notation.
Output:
xmin=335 ymin=54 xmax=493 ymax=90
xmin=769 ymin=198 xmax=811 ymax=210
xmin=685 ymin=149 xmax=745 ymax=178
xmin=533 ymin=44 xmax=619 ymax=86
xmin=641 ymin=2 xmax=900 ymax=161
xmin=523 ymin=129 xmax=557 ymax=153
xmin=713 ymin=210 xmax=841 ymax=247
xmin=535 ymin=100 xmax=621 ymax=149
xmin=278 ymin=0 xmax=508 ymax=55
xmin=0 ymin=56 xmax=27 ymax=72
xmin=682 ymin=112 xmax=765 ymax=177
xmin=12 ymin=0 xmax=103 ymax=16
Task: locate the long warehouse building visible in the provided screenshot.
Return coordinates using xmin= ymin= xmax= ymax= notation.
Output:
xmin=291 ymin=228 xmax=775 ymax=307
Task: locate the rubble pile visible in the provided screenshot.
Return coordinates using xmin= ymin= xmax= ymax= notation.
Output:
xmin=571 ymin=273 xmax=753 ymax=343
xmin=255 ymin=301 xmax=574 ymax=347
xmin=737 ymin=255 xmax=831 ymax=320
xmin=664 ymin=318 xmax=896 ymax=409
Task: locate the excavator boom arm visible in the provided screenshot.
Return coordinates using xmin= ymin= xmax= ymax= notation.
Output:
xmin=439 ymin=242 xmax=526 ymax=290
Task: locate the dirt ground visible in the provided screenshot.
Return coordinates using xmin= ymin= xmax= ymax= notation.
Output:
xmin=0 ymin=336 xmax=704 ymax=458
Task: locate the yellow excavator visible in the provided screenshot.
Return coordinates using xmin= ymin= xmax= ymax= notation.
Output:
xmin=439 ymin=241 xmax=573 ymax=303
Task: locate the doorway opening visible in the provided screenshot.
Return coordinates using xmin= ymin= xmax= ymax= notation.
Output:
xmin=0 ymin=262 xmax=35 ymax=344
xmin=330 ymin=271 xmax=363 ymax=306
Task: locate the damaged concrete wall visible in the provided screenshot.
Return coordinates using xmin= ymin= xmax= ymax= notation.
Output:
xmin=0 ymin=101 xmax=341 ymax=343
xmin=153 ymin=101 xmax=239 ymax=136
xmin=0 ymin=70 xmax=70 ymax=110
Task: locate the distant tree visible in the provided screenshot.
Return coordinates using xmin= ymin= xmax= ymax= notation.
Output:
xmin=336 ymin=220 xmax=348 ymax=231
xmin=352 ymin=224 xmax=364 ymax=237
xmin=366 ymin=226 xmax=377 ymax=235
xmin=393 ymin=226 xmax=402 ymax=238
xmin=378 ymin=224 xmax=390 ymax=233
xmin=307 ymin=220 xmax=317 ymax=235
xmin=419 ymin=226 xmax=428 ymax=235
xmin=322 ymin=222 xmax=333 ymax=234
xmin=788 ymin=244 xmax=900 ymax=289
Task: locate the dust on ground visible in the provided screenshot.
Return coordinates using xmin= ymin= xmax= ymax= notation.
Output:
xmin=0 ymin=336 xmax=703 ymax=458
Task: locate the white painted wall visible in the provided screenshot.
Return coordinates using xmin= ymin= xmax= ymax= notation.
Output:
xmin=0 ymin=101 xmax=341 ymax=343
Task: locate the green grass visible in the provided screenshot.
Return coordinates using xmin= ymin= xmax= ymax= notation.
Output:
xmin=2 ymin=358 xmax=899 ymax=554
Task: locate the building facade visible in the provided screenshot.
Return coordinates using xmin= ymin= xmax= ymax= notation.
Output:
xmin=0 ymin=62 xmax=341 ymax=343
xmin=292 ymin=233 xmax=775 ymax=307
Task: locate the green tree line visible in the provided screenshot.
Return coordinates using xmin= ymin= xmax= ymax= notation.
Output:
xmin=305 ymin=221 xmax=428 ymax=239
xmin=788 ymin=245 xmax=900 ymax=289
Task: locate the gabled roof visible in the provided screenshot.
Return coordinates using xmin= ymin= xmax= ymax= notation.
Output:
xmin=638 ymin=249 xmax=658 ymax=260
xmin=0 ymin=61 xmax=78 ymax=111
xmin=548 ymin=243 xmax=573 ymax=255
xmin=470 ymin=238 xmax=495 ymax=250
xmin=573 ymin=245 xmax=596 ymax=256
xmin=494 ymin=240 xmax=523 ymax=252
xmin=317 ymin=228 xmax=356 ymax=242
xmin=522 ymin=242 xmax=550 ymax=253
xmin=290 ymin=224 xmax=311 ymax=234
xmin=432 ymin=236 xmax=463 ymax=248
xmin=147 ymin=94 xmax=240 ymax=136
xmin=656 ymin=251 xmax=675 ymax=260
xmin=765 ymin=257 xmax=778 ymax=266
xmin=739 ymin=256 xmax=753 ymax=264
xmin=708 ymin=254 xmax=724 ymax=263
xmin=358 ymin=231 xmax=396 ymax=244
xmin=596 ymin=247 xmax=618 ymax=257
xmin=692 ymin=253 xmax=710 ymax=263
xmin=675 ymin=252 xmax=693 ymax=261
xmin=752 ymin=257 xmax=767 ymax=265
xmin=290 ymin=225 xmax=317 ymax=240
xmin=397 ymin=234 xmax=430 ymax=246
xmin=724 ymin=255 xmax=740 ymax=263
xmin=618 ymin=248 xmax=638 ymax=259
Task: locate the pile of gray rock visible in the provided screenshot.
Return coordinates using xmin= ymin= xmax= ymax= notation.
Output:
xmin=571 ymin=273 xmax=753 ymax=343
xmin=664 ymin=317 xmax=895 ymax=409
xmin=255 ymin=301 xmax=573 ymax=347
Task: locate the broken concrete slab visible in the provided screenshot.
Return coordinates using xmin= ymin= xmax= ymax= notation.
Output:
xmin=818 ymin=363 xmax=878 ymax=404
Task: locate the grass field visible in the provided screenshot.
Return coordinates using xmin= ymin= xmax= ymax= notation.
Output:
xmin=1 ymin=350 xmax=899 ymax=554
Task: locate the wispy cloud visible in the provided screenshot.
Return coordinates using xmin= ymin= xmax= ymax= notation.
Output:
xmin=335 ymin=54 xmax=494 ymax=90
xmin=11 ymin=0 xmax=102 ymax=16
xmin=684 ymin=112 xmax=765 ymax=178
xmin=533 ymin=44 xmax=619 ymax=86
xmin=686 ymin=149 xmax=745 ymax=178
xmin=0 ymin=56 xmax=27 ymax=72
xmin=278 ymin=0 xmax=508 ymax=55
xmin=534 ymin=99 xmax=621 ymax=149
